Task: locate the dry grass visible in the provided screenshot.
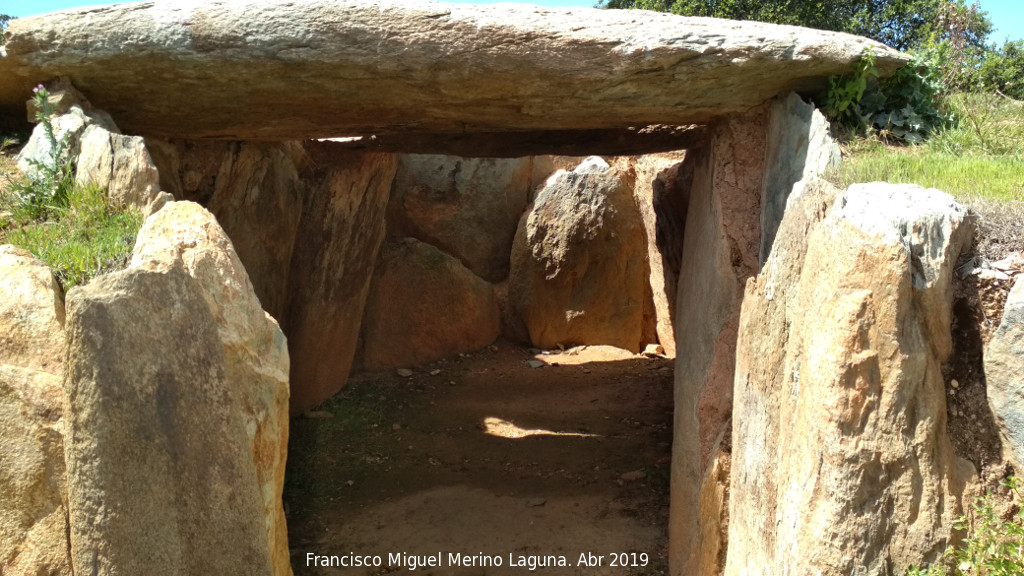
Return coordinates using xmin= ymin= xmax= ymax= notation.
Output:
xmin=963 ymin=195 xmax=1024 ymax=262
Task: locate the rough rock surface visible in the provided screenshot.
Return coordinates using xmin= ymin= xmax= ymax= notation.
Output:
xmin=388 ymin=154 xmax=533 ymax=282
xmin=129 ymin=201 xmax=292 ymax=576
xmin=75 ymin=123 xmax=160 ymax=207
xmin=693 ymin=429 xmax=730 ymax=576
xmin=628 ymin=152 xmax=692 ymax=357
xmin=17 ymin=92 xmax=159 ymax=209
xmin=16 ymin=104 xmax=105 ymax=177
xmin=360 ymin=238 xmax=501 ymax=371
xmin=75 ymin=121 xmax=160 ymax=207
xmin=725 ymin=181 xmax=974 ymax=576
xmin=63 ymin=267 xmax=276 ymax=576
xmin=147 ymin=140 xmax=393 ymax=414
xmin=759 ymin=92 xmax=840 ymax=265
xmin=145 ymin=139 xmax=306 ymax=323
xmin=1 ymin=0 xmax=907 ymax=140
xmin=284 ymin=145 xmax=398 ymax=413
xmin=668 ymin=110 xmax=766 ymax=576
xmin=0 ymin=246 xmax=72 ymax=576
xmin=508 ymin=160 xmax=650 ymax=352
xmin=986 ymin=276 xmax=1024 ymax=471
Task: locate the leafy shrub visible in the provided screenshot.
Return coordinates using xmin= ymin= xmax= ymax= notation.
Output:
xmin=822 ymin=48 xmax=879 ymax=127
xmin=822 ymin=50 xmax=951 ymax=144
xmin=906 ymin=477 xmax=1024 ymax=576
xmin=977 ymin=41 xmax=1024 ymax=100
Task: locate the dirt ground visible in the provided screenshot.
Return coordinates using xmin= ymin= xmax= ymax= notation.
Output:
xmin=285 ymin=341 xmax=674 ymax=576
xmin=945 ymin=236 xmax=1022 ymax=514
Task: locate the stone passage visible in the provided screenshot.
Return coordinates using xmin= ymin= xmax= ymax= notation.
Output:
xmin=7 ymin=3 xmax=1002 ymax=576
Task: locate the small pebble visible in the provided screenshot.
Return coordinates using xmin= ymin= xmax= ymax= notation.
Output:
xmin=951 ymin=379 xmax=960 ymax=389
xmin=620 ymin=470 xmax=647 ymax=482
xmin=429 ymin=369 xmax=442 ymax=376
xmin=396 ymin=368 xmax=413 ymax=377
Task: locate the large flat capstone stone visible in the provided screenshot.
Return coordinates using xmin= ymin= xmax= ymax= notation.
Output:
xmin=0 ymin=0 xmax=908 ymax=141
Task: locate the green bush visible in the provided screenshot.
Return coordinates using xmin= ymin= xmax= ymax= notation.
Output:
xmin=906 ymin=478 xmax=1024 ymax=576
xmin=977 ymin=41 xmax=1024 ymax=100
xmin=822 ymin=50 xmax=951 ymax=144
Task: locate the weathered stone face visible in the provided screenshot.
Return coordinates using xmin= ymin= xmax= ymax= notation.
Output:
xmin=63 ymin=267 xmax=275 ymax=576
xmin=16 ymin=96 xmax=160 ymax=209
xmin=359 ymin=238 xmax=501 ymax=371
xmin=75 ymin=124 xmax=160 ymax=208
xmin=145 ymin=139 xmax=396 ymax=415
xmin=624 ymin=152 xmax=691 ymax=357
xmin=508 ymin=159 xmax=652 ymax=352
xmin=144 ymin=139 xmax=306 ymax=323
xmin=388 ymin=154 xmax=534 ymax=283
xmin=668 ymin=109 xmax=767 ymax=576
xmin=725 ymin=181 xmax=974 ymax=576
xmin=759 ymin=93 xmax=841 ymax=265
xmin=283 ymin=146 xmax=398 ymax=414
xmin=1 ymin=0 xmax=907 ymax=141
xmin=0 ymin=246 xmax=72 ymax=576
xmin=130 ymin=201 xmax=292 ymax=576
xmin=986 ymin=277 xmax=1024 ymax=471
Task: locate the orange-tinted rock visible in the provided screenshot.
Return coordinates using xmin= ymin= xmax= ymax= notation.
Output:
xmin=360 ymin=238 xmax=500 ymax=371
xmin=284 ymin=147 xmax=398 ymax=412
xmin=668 ymin=109 xmax=767 ymax=576
xmin=0 ymin=246 xmax=72 ymax=576
xmin=130 ymin=201 xmax=292 ymax=576
xmin=388 ymin=154 xmax=532 ymax=282
xmin=726 ymin=181 xmax=974 ymax=576
xmin=508 ymin=159 xmax=650 ymax=352
xmin=628 ymin=152 xmax=692 ymax=357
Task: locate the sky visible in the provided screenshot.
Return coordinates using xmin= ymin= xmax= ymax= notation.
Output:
xmin=3 ymin=0 xmax=1023 ymax=43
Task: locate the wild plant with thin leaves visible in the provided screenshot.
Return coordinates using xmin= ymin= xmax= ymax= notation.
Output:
xmin=11 ymin=84 xmax=75 ymax=219
xmin=906 ymin=477 xmax=1024 ymax=576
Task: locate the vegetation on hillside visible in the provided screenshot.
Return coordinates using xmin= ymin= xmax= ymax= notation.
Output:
xmin=0 ymin=14 xmax=10 ymax=45
xmin=0 ymin=85 xmax=143 ymax=289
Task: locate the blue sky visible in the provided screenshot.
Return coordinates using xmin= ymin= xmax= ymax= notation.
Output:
xmin=5 ymin=0 xmax=1023 ymax=43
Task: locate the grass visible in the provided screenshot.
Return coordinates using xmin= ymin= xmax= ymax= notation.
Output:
xmin=831 ymin=92 xmax=1024 ymax=203
xmin=831 ymin=91 xmax=1024 ymax=201
xmin=830 ymin=91 xmax=1024 ymax=262
xmin=1 ymin=178 xmax=144 ymax=290
xmin=834 ymin=151 xmax=1024 ymax=202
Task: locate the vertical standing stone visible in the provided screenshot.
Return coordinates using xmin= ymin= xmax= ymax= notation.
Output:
xmin=669 ymin=107 xmax=767 ymax=576
xmin=284 ymin=145 xmax=398 ymax=413
xmin=63 ymin=268 xmax=274 ymax=576
xmin=0 ymin=246 xmax=72 ymax=576
xmin=725 ymin=182 xmax=973 ymax=576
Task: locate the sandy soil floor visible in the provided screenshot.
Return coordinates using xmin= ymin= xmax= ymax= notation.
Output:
xmin=285 ymin=340 xmax=674 ymax=575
